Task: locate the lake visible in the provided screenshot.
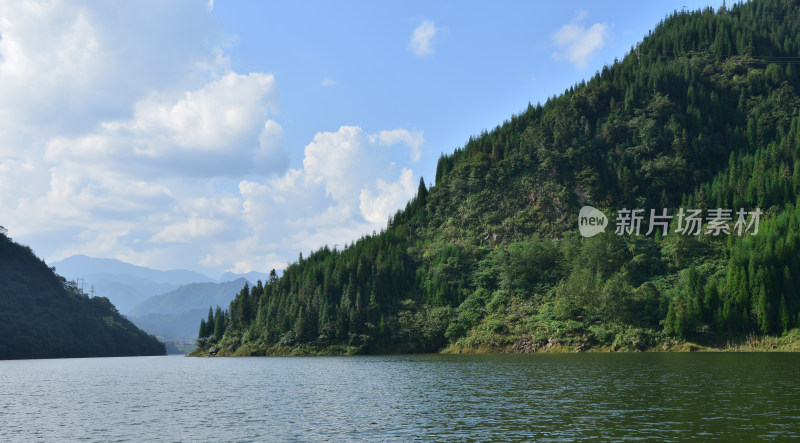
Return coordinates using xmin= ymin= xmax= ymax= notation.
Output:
xmin=1 ymin=353 xmax=799 ymax=441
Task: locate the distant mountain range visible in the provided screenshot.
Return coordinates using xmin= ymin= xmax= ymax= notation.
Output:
xmin=51 ymin=255 xmax=268 ymax=339
xmin=53 ymin=255 xmax=216 ymax=286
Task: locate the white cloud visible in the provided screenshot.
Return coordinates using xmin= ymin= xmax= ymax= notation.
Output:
xmin=551 ymin=12 xmax=609 ymax=69
xmin=0 ymin=1 xmax=425 ymax=277
xmin=320 ymin=78 xmax=336 ymax=87
xmin=302 ymin=126 xmax=369 ymax=200
xmin=372 ymin=129 xmax=424 ymax=162
xmin=151 ymin=217 xmax=227 ymax=243
xmin=45 ymin=73 xmax=288 ymax=177
xmin=42 ymin=72 xmax=287 ymax=178
xmin=409 ymin=20 xmax=437 ymax=57
xmin=0 ymin=1 xmax=283 ymax=271
xmin=127 ymin=73 xmax=277 ymax=150
xmin=267 ymin=125 xmax=421 ymax=226
xmin=237 ymin=125 xmax=423 ymax=268
xmin=359 ymin=168 xmax=417 ymax=224
xmin=0 ymin=1 xmax=222 ymax=137
xmin=298 ymin=126 xmax=421 ymax=210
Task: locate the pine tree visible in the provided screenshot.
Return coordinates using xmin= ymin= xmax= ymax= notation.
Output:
xmin=417 ymin=176 xmax=428 ymax=202
xmin=206 ymin=307 xmax=214 ymax=338
xmin=199 ymin=319 xmax=207 ymax=339
xmin=779 ymin=295 xmax=790 ymax=333
xmin=214 ymin=306 xmax=225 ymax=341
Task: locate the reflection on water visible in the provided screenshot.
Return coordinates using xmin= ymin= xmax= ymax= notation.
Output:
xmin=1 ymin=353 xmax=799 ymax=441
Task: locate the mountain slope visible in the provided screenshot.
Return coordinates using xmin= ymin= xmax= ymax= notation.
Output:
xmin=194 ymin=0 xmax=800 ymax=356
xmin=0 ymin=233 xmax=165 ymax=359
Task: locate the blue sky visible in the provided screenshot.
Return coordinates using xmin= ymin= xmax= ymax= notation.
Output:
xmin=0 ymin=0 xmax=715 ymax=277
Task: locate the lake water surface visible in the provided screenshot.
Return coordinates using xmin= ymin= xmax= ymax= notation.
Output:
xmin=1 ymin=353 xmax=799 ymax=441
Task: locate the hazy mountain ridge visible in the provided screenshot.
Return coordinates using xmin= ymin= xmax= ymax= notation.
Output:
xmin=125 ymin=279 xmax=249 ymax=339
xmin=52 ymin=255 xmax=212 ymax=314
xmin=53 ymin=255 xmax=215 ymax=286
xmin=220 ymin=271 xmax=271 ymax=284
xmin=129 ymin=278 xmax=249 ymax=317
xmin=52 ymin=255 xmax=268 ymax=315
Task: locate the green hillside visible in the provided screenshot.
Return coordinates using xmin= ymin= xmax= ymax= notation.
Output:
xmin=0 ymin=230 xmax=166 ymax=359
xmin=194 ymin=0 xmax=800 ymax=356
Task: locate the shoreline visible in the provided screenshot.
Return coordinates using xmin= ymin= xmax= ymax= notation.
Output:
xmin=189 ymin=331 xmax=800 ymax=356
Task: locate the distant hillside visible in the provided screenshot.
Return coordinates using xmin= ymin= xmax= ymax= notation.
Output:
xmin=126 ymin=279 xmax=248 ymax=339
xmin=129 ymin=278 xmax=248 ymax=317
xmin=52 ymin=255 xmax=217 ymax=314
xmin=0 ymin=232 xmax=165 ymax=359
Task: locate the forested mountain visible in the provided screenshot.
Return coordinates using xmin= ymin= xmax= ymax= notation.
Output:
xmin=194 ymin=0 xmax=800 ymax=356
xmin=0 ymin=230 xmax=165 ymax=359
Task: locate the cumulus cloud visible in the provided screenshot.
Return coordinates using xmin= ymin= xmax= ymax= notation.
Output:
xmin=0 ymin=1 xmax=283 ymax=271
xmin=0 ymin=1 xmax=425 ymax=277
xmin=302 ymin=126 xmax=369 ymax=200
xmin=151 ymin=218 xmax=227 ymax=243
xmin=409 ymin=20 xmax=437 ymax=56
xmin=359 ymin=169 xmax=417 ymax=224
xmin=372 ymin=129 xmax=424 ymax=162
xmin=551 ymin=11 xmax=609 ymax=69
xmin=0 ymin=1 xmax=223 ymax=137
xmin=239 ymin=126 xmax=423 ymax=259
xmin=44 ymin=72 xmax=287 ymax=177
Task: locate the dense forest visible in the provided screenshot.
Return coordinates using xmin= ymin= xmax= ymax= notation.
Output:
xmin=194 ymin=0 xmax=800 ymax=356
xmin=0 ymin=229 xmax=165 ymax=359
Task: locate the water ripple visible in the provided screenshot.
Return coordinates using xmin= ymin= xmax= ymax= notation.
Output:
xmin=1 ymin=353 xmax=799 ymax=441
